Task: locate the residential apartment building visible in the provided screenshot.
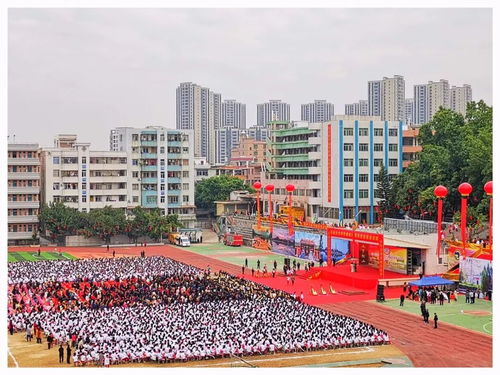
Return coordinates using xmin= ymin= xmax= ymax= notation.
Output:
xmin=413 ymin=84 xmax=428 ymax=125
xmin=345 ymin=100 xmax=368 ymax=116
xmin=222 ymin=100 xmax=246 ymax=129
xmin=7 ymin=143 xmax=41 ymax=245
xmin=243 ymin=125 xmax=269 ymax=141
xmin=427 ymin=79 xmax=450 ymax=122
xmin=450 ymin=84 xmax=472 ymax=116
xmin=215 ymin=127 xmax=242 ymax=164
xmin=109 ymin=126 xmax=196 ymax=228
xmin=194 ymin=157 xmax=216 ymax=184
xmin=262 ymin=117 xmax=403 ymax=224
xmin=41 ymin=135 xmax=129 ymax=213
xmin=405 ymin=98 xmax=414 ymax=125
xmin=301 ymin=100 xmax=334 ymax=122
xmin=176 ymin=82 xmax=221 ymax=163
xmin=257 ymin=100 xmax=290 ymax=126
xmin=368 ymin=76 xmax=405 ymax=121
xmin=230 ymin=135 xmax=266 ymax=165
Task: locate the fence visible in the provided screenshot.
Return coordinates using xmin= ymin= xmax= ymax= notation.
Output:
xmin=383 ymin=218 xmax=453 ymax=234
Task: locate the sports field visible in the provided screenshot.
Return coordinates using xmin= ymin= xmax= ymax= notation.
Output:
xmin=8 ymin=251 xmax=77 ymax=262
xmin=380 ymin=298 xmax=492 ymax=335
xmin=187 ymin=242 xmax=311 ymax=270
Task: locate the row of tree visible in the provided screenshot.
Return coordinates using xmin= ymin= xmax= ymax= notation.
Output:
xmin=38 ymin=203 xmax=182 ymax=244
xmin=376 ymin=100 xmax=492 ymax=231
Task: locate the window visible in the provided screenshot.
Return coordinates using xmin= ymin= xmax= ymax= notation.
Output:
xmin=82 ymin=196 xmax=87 ymax=203
xmin=82 ymin=183 xmax=87 ymax=190
xmin=53 ymin=157 xmax=60 ymax=164
xmin=53 ymin=170 xmax=60 ymax=177
xmin=374 ymin=159 xmax=383 ymax=167
xmin=160 ymin=147 xmax=165 ymax=154
xmin=132 ymin=172 xmax=139 ymax=178
xmin=359 ymin=143 xmax=368 ymax=152
xmin=343 ymin=143 xmax=353 ymax=151
xmin=389 ymin=129 xmax=398 ymax=137
xmin=343 ymin=128 xmax=353 ymax=136
xmin=374 ymin=128 xmax=383 ymax=136
xmin=132 ymin=159 xmax=138 ymax=166
xmin=389 ymin=144 xmax=398 ymax=152
xmin=182 ymin=171 xmax=189 ymax=178
xmin=132 ymin=184 xmax=139 ymax=190
xmin=359 ymin=174 xmax=369 ymax=182
xmin=389 ymin=159 xmax=398 ymax=167
xmin=160 ymin=196 xmax=165 ymax=203
xmin=344 ymin=190 xmax=354 ymax=199
xmin=344 ymin=174 xmax=353 ymax=182
xmin=53 ymin=183 xmax=60 ymax=190
xmin=374 ymin=174 xmax=380 ymax=182
xmin=183 ymin=195 xmax=189 ymax=202
xmin=133 ymin=196 xmax=139 ymax=203
xmin=182 ymin=183 xmax=189 ymax=190
xmin=359 ymin=128 xmax=368 ymax=136
xmin=374 ymin=143 xmax=383 ymax=152
xmin=359 ymin=158 xmax=368 ymax=167
xmin=82 ymin=157 xmax=86 ymax=164
xmin=344 ymin=158 xmax=354 ymax=167
xmin=359 ymin=189 xmax=369 ymax=198
xmin=81 ymin=170 xmax=86 ymax=177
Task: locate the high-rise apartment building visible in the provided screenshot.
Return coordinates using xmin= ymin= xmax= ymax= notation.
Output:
xmin=450 ymin=84 xmax=472 ymax=116
xmin=222 ymin=100 xmax=246 ymax=129
xmin=109 ymin=126 xmax=196 ymax=228
xmin=345 ymin=100 xmax=368 ymax=116
xmin=368 ymin=76 xmax=405 ymax=121
xmin=427 ymin=79 xmax=450 ymax=122
xmin=8 ymin=143 xmax=41 ymax=245
xmin=243 ymin=125 xmax=269 ymax=142
xmin=413 ymin=84 xmax=428 ymax=125
xmin=405 ymin=98 xmax=414 ymax=125
xmin=301 ymin=100 xmax=334 ymax=122
xmin=41 ymin=135 xmax=129 ymax=213
xmin=257 ymin=100 xmax=290 ymax=126
xmin=263 ymin=117 xmax=403 ymax=224
xmin=215 ymin=127 xmax=242 ymax=164
xmin=176 ymin=82 xmax=220 ymax=164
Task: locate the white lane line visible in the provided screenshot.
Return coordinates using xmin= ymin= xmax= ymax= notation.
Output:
xmin=192 ymin=347 xmax=375 ymax=367
xmin=8 ymin=348 xmax=19 ymax=367
xmin=482 ymin=321 xmax=493 ymax=333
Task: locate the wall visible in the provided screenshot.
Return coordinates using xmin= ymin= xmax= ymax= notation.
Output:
xmin=65 ymin=234 xmax=157 ymax=247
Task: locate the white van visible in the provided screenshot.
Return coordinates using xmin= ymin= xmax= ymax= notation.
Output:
xmin=179 ymin=236 xmax=191 ymax=247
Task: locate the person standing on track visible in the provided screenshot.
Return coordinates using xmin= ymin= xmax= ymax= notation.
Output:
xmin=59 ymin=344 xmax=64 ymax=363
xmin=66 ymin=343 xmax=72 ymax=364
xmin=434 ymin=313 xmax=439 ymax=328
xmin=400 ymin=294 xmax=405 ymax=306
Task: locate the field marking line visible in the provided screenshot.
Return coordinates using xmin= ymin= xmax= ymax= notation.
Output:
xmin=482 ymin=321 xmax=493 ymax=334
xmin=191 ymin=347 xmax=375 ymax=367
xmin=8 ymin=348 xmax=19 ymax=367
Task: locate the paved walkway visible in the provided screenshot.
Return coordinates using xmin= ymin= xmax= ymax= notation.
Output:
xmin=318 ymin=301 xmax=492 ymax=367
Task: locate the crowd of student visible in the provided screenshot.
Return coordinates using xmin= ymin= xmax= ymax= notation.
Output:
xmin=8 ymin=256 xmax=389 ymax=366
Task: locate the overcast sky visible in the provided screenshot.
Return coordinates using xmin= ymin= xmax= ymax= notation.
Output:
xmin=8 ymin=8 xmax=492 ymax=149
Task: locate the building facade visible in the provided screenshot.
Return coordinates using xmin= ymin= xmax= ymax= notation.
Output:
xmin=413 ymin=84 xmax=428 ymax=125
xmin=402 ymin=127 xmax=422 ymax=170
xmin=109 ymin=127 xmax=197 ymax=227
xmin=262 ymin=117 xmax=403 ymax=224
xmin=176 ymin=82 xmax=220 ymax=163
xmin=8 ymin=143 xmax=41 ymax=245
xmin=450 ymin=84 xmax=472 ymax=116
xmin=368 ymin=80 xmax=382 ymax=117
xmin=41 ymin=135 xmax=129 ymax=213
xmin=301 ymin=100 xmax=334 ymax=122
xmin=215 ymin=127 xmax=242 ymax=164
xmin=405 ymin=98 xmax=414 ymax=125
xmin=345 ymin=100 xmax=368 ymax=116
xmin=243 ymin=125 xmax=269 ymax=141
xmin=368 ymin=76 xmax=405 ymax=121
xmin=222 ymin=100 xmax=246 ymax=129
xmin=426 ymin=79 xmax=450 ymax=122
xmin=257 ymin=100 xmax=290 ymax=126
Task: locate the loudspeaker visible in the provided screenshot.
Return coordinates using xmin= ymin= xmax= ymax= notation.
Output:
xmin=376 ymin=285 xmax=385 ymax=302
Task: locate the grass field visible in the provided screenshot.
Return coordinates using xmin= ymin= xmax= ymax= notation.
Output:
xmin=8 ymin=251 xmax=77 ymax=263
xmin=380 ymin=298 xmax=492 ymax=335
xmin=188 ymin=242 xmax=311 ymax=270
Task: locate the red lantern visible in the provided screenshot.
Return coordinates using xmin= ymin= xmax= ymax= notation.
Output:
xmin=285 ymin=184 xmax=295 ymax=193
xmin=484 ymin=181 xmax=493 ymax=196
xmin=253 ymin=181 xmax=262 ymax=190
xmin=265 ymin=184 xmax=274 ymax=192
xmin=434 ymin=185 xmax=448 ymax=198
xmin=458 ymin=182 xmax=473 ymax=196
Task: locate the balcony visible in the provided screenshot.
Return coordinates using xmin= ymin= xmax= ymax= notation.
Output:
xmin=140 ymin=140 xmax=157 ymax=147
xmin=8 ymin=172 xmax=40 ymax=180
xmin=141 ymin=165 xmax=158 ymax=172
xmin=141 ymin=153 xmax=157 ymax=159
xmin=308 ymin=151 xmax=322 ymax=160
xmin=8 ymin=215 xmax=39 ymax=224
xmin=141 ymin=177 xmax=157 ymax=184
xmin=272 ymin=141 xmax=311 ymax=150
xmin=8 ymin=186 xmax=40 ymax=194
xmin=8 ymin=158 xmax=40 ymax=166
xmin=167 ymin=189 xmax=181 ymax=195
xmin=167 ymin=153 xmax=181 ymax=159
xmin=89 ymin=189 xmax=128 ymax=195
xmin=167 ymin=141 xmax=182 ymax=147
xmin=88 ymin=201 xmax=128 ymax=209
xmin=272 ymin=153 xmax=309 ymax=162
xmin=7 ymin=201 xmax=40 ymax=209
xmin=167 ymin=164 xmax=182 ymax=171
xmin=89 ymin=163 xmax=127 ymax=170
xmin=167 ymin=177 xmax=181 ymax=183
xmin=60 ymin=163 xmax=79 ymax=170
xmin=88 ymin=175 xmax=127 ymax=182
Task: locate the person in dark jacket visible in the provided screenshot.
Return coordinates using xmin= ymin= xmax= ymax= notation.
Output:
xmin=434 ymin=313 xmax=439 ymax=328
xmin=66 ymin=344 xmax=72 ymax=364
xmin=58 ymin=344 xmax=64 ymax=363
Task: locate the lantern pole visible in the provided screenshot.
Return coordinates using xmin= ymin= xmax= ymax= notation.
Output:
xmin=484 ymin=181 xmax=493 ymax=250
xmin=434 ymin=185 xmax=448 ymax=259
xmin=253 ymin=182 xmax=262 ymax=230
xmin=458 ymin=183 xmax=473 ymax=256
xmin=285 ymin=184 xmax=296 ymax=235
xmin=265 ymin=184 xmax=275 ymax=234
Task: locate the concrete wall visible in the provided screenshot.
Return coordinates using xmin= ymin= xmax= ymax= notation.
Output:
xmin=65 ymin=234 xmax=157 ymax=247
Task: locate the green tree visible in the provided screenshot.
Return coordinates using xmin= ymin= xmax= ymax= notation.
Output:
xmin=392 ymin=101 xmax=492 ymax=222
xmin=124 ymin=206 xmax=150 ymax=245
xmin=85 ymin=206 xmax=126 ymax=244
xmin=38 ymin=202 xmax=85 ymax=243
xmin=145 ymin=209 xmax=183 ymax=241
xmin=195 ymin=175 xmax=254 ymax=212
xmin=375 ymin=165 xmax=397 ymax=219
